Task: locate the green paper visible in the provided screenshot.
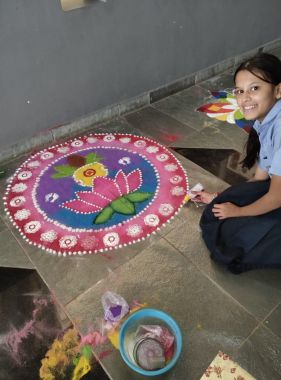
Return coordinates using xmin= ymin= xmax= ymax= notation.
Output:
xmin=81 ymin=345 xmax=93 ymax=360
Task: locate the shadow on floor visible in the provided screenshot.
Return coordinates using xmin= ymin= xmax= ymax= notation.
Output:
xmin=0 ymin=267 xmax=109 ymax=380
xmin=173 ymin=147 xmax=250 ymax=185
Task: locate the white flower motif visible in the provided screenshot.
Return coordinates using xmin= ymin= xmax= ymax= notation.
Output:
xmin=171 ymin=186 xmax=185 ymax=196
xmin=81 ymin=236 xmax=97 ymax=249
xmin=170 ymin=175 xmax=183 ymax=184
xmin=144 ymin=214 xmax=160 ymax=227
xmin=40 ymin=230 xmax=57 ymax=242
xmin=134 ymin=140 xmax=146 ymax=148
xmin=14 ymin=209 xmax=31 ymax=220
xmin=11 ymin=183 xmax=27 ymax=193
xmin=119 ymin=137 xmax=131 ymax=143
xmin=159 ymin=203 xmax=174 ymax=216
xmin=71 ymin=140 xmax=83 ymax=147
xmin=59 ymin=235 xmax=77 ymax=248
xmin=24 ymin=221 xmax=41 ymax=234
xmin=40 ymin=152 xmax=54 ymax=160
xmin=10 ymin=196 xmax=26 ymax=207
xmin=57 ymin=146 xmax=70 ymax=153
xmin=103 ymin=134 xmax=115 ymax=142
xmin=118 ymin=157 xmax=131 ymax=165
xmin=164 ymin=164 xmax=178 ymax=172
xmin=156 ymin=154 xmax=169 ymax=162
xmin=127 ymin=224 xmax=143 ymax=237
xmin=103 ymin=232 xmax=120 ymax=247
xmin=87 ymin=137 xmax=97 ymax=143
xmin=17 ymin=171 xmax=32 ymax=181
xmin=27 ymin=160 xmax=40 ymax=168
xmin=146 ymin=146 xmax=159 ymax=153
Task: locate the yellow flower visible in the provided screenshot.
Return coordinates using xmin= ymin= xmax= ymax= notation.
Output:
xmin=73 ymin=163 xmax=108 ymax=187
xmin=39 ymin=328 xmax=80 ymax=380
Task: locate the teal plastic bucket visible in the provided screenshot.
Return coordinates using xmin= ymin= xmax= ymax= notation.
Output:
xmin=119 ymin=308 xmax=182 ymax=376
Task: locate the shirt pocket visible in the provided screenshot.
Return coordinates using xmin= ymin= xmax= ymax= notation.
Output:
xmin=259 ymin=146 xmax=272 ymax=172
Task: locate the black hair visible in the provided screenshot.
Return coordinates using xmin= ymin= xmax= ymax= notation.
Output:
xmin=234 ymin=53 xmax=281 ymax=169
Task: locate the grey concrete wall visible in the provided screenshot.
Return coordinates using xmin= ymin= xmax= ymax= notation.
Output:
xmin=1 ymin=0 xmax=281 ymax=150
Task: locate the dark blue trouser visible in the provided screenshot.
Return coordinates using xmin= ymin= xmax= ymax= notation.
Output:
xmin=199 ymin=180 xmax=281 ymax=273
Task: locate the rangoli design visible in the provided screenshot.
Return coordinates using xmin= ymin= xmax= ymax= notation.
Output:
xmin=4 ymin=134 xmax=188 ymax=256
xmin=197 ymin=90 xmax=254 ymax=133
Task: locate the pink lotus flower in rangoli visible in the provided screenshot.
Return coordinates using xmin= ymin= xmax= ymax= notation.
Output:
xmin=62 ymin=169 xmax=153 ymax=224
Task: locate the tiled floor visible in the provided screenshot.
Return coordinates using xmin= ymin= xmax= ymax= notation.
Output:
xmin=1 ymin=47 xmax=281 ymax=380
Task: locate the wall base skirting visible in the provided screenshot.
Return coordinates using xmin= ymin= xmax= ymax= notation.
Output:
xmin=1 ymin=37 xmax=281 ymax=164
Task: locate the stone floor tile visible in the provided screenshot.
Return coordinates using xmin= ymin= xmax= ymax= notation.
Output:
xmin=0 ymin=229 xmax=34 ymax=269
xmin=125 ymin=106 xmax=196 ymax=146
xmin=264 ymin=302 xmax=281 ymax=339
xmin=0 ymin=155 xmax=30 ymax=216
xmin=164 ymin=206 xmax=281 ymax=321
xmin=173 ymin=152 xmax=229 ymax=194
xmin=234 ymin=325 xmax=281 ymax=380
xmin=152 ymin=87 xmax=246 ymax=152
xmin=0 ymin=216 xmax=7 ymax=233
xmin=152 ymin=85 xmax=230 ymax=136
xmin=88 ymin=117 xmax=144 ymax=136
xmin=66 ymin=238 xmax=257 ymax=380
xmin=0 ymin=267 xmax=72 ymax=380
xmin=198 ymin=72 xmax=234 ymax=92
xmin=14 ymin=227 xmax=161 ymax=306
xmin=174 ymin=126 xmax=236 ymax=151
xmin=152 ymin=85 xmax=212 ymax=131
xmin=174 ymin=147 xmax=253 ymax=185
xmin=213 ymin=122 xmax=248 ymax=153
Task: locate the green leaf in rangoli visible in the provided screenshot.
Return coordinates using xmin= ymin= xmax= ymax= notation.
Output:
xmin=111 ymin=197 xmax=135 ymax=215
xmin=125 ymin=191 xmax=153 ymax=202
xmin=94 ymin=206 xmax=114 ymax=224
xmin=85 ymin=152 xmax=102 ymax=164
xmin=51 ymin=165 xmax=76 ymax=178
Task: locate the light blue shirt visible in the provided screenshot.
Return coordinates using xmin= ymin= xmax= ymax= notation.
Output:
xmin=253 ymin=99 xmax=281 ymax=176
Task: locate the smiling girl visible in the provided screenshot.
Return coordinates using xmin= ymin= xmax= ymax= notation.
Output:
xmin=197 ymin=53 xmax=281 ymax=273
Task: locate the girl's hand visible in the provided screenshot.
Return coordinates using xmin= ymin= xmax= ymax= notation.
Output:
xmin=192 ymin=191 xmax=217 ymax=204
xmin=212 ymin=202 xmax=241 ymax=219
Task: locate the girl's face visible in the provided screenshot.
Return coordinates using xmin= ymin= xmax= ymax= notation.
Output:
xmin=234 ymin=69 xmax=280 ymax=122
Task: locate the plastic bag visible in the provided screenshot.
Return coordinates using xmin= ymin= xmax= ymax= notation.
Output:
xmin=135 ymin=325 xmax=174 ymax=355
xmin=101 ymin=291 xmax=129 ymax=322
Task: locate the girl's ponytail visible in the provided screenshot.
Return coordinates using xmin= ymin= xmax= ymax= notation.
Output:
xmin=241 ymin=128 xmax=260 ymax=169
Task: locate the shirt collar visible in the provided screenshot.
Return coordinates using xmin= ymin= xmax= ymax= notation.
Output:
xmin=254 ymin=99 xmax=281 ymax=133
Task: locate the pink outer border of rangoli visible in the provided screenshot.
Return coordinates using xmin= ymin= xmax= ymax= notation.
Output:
xmin=3 ymin=133 xmax=189 ymax=256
